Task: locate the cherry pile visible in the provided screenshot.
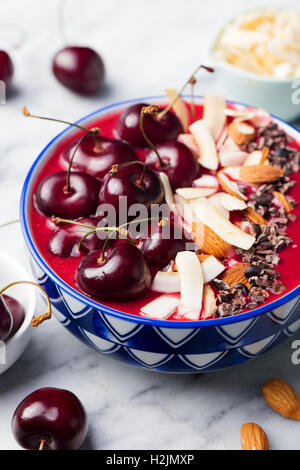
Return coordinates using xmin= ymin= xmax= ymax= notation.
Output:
xmin=25 ymin=98 xmax=198 ymax=303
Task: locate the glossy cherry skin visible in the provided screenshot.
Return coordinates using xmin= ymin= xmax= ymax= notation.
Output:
xmin=77 ymin=243 xmax=151 ymax=301
xmin=0 ymin=295 xmax=13 ymax=341
xmin=139 ymin=221 xmax=187 ymax=269
xmin=99 ymin=162 xmax=163 ymax=219
xmin=5 ymin=295 xmax=25 ymax=340
xmin=61 ymin=135 xmax=136 ymax=179
xmin=12 ymin=387 xmax=88 ymax=450
xmin=117 ymin=102 xmax=182 ymax=147
xmin=49 ymin=216 xmax=110 ymax=257
xmin=35 ymin=171 xmax=100 ymax=219
xmin=52 ymin=46 xmax=105 ymax=95
xmin=0 ymin=50 xmax=13 ymax=87
xmin=145 ymin=140 xmax=199 ymax=190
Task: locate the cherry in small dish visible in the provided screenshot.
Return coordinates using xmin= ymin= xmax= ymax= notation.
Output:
xmin=52 ymin=46 xmax=105 ymax=95
xmin=117 ymin=102 xmax=182 ymax=147
xmin=12 ymin=387 xmax=88 ymax=450
xmin=0 ymin=50 xmax=14 ymax=88
xmin=77 ymin=242 xmax=151 ymax=301
xmin=0 ymin=295 xmax=13 ymax=341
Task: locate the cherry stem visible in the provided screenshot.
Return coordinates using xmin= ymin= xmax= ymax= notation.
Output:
xmin=66 ymin=131 xmax=92 ymax=193
xmin=39 ymin=439 xmax=46 ymax=451
xmin=22 ymin=107 xmax=102 ymax=152
xmin=110 ymin=160 xmax=147 ymax=186
xmin=0 ymin=281 xmax=52 ymax=328
xmin=189 ymin=77 xmax=197 ymax=122
xmin=0 ymin=219 xmax=20 ymax=229
xmin=158 ymin=64 xmax=214 ymax=120
xmin=139 ymin=106 xmax=164 ymax=169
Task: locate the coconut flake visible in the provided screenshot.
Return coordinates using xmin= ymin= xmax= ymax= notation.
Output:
xmin=175 ymin=251 xmax=204 ymax=320
xmin=203 ymin=94 xmax=227 ymax=141
xmin=189 ymin=120 xmax=219 ymax=170
xmin=201 ymin=255 xmax=225 ymax=283
xmin=140 ymin=295 xmax=179 ymax=319
xmin=152 ymin=271 xmax=181 ymax=293
xmin=220 ymin=194 xmax=247 ymax=211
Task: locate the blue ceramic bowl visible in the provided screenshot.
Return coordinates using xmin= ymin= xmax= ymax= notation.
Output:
xmin=20 ymin=96 xmax=300 ymax=373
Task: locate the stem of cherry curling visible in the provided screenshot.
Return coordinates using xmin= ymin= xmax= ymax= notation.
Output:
xmin=139 ymin=106 xmax=164 ymax=169
xmin=158 ymin=64 xmax=215 ymax=120
xmin=110 ymin=160 xmax=148 ymax=186
xmin=21 ymin=106 xmax=103 ymax=155
xmin=0 ymin=281 xmax=52 ymax=327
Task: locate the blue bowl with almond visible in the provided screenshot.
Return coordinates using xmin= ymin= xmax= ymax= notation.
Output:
xmin=20 ymin=94 xmax=300 ymax=373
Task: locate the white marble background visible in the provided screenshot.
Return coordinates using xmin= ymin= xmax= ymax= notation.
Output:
xmin=0 ymin=0 xmax=299 ymax=450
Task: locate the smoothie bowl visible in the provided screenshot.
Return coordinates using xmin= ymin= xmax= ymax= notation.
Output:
xmin=20 ymin=93 xmax=300 ymax=373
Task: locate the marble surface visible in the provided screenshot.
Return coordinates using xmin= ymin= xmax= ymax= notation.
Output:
xmin=0 ymin=0 xmax=300 ymax=450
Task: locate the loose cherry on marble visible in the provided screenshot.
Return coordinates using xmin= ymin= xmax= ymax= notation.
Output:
xmin=0 ymin=50 xmax=14 ymax=87
xmin=140 ymin=106 xmax=199 ymax=189
xmin=52 ymin=46 xmax=105 ymax=95
xmin=12 ymin=387 xmax=88 ymax=450
xmin=22 ymin=108 xmax=101 ymax=219
xmin=117 ymin=102 xmax=183 ymax=147
xmin=99 ymin=161 xmax=164 ymax=219
xmin=77 ymin=242 xmax=151 ymax=301
xmin=49 ymin=216 xmax=112 ymax=257
xmin=61 ymin=134 xmax=136 ymax=180
xmin=138 ymin=220 xmax=188 ymax=270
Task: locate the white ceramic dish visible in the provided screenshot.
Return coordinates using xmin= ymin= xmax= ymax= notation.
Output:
xmin=0 ymin=251 xmax=36 ymax=375
xmin=206 ymin=11 xmax=300 ymax=122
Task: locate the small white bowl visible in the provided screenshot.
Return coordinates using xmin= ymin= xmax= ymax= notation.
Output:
xmin=207 ymin=15 xmax=300 ymax=122
xmin=0 ymin=251 xmax=36 ymax=375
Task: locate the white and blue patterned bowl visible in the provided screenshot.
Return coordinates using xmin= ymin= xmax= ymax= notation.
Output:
xmin=20 ymin=96 xmax=300 ymax=373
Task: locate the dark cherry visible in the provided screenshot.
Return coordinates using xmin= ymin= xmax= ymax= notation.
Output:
xmin=117 ymin=102 xmax=182 ymax=147
xmin=99 ymin=162 xmax=163 ymax=219
xmin=0 ymin=295 xmax=13 ymax=341
xmin=52 ymin=46 xmax=105 ymax=95
xmin=49 ymin=217 xmax=109 ymax=257
xmin=12 ymin=387 xmax=88 ymax=450
xmin=0 ymin=50 xmax=14 ymax=87
xmin=145 ymin=140 xmax=199 ymax=190
xmin=6 ymin=295 xmax=25 ymax=340
xmin=61 ymin=135 xmax=136 ymax=179
xmin=77 ymin=243 xmax=151 ymax=301
xmin=35 ymin=171 xmax=100 ymax=219
xmin=139 ymin=221 xmax=187 ymax=270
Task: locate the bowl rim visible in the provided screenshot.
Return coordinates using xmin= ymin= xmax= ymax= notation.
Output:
xmin=20 ymin=94 xmax=300 ymax=328
xmin=208 ymin=6 xmax=300 ymax=84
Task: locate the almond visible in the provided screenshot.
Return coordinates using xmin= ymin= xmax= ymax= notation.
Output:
xmin=241 ymin=423 xmax=269 ymax=450
xmin=192 ymin=221 xmax=227 ymax=258
xmin=262 ymin=378 xmax=300 ymax=420
xmin=273 ymin=191 xmax=292 ymax=213
xmin=221 ymin=262 xmax=250 ymax=289
xmin=261 ymin=146 xmax=269 ymax=164
xmin=240 ymin=165 xmax=284 ymax=183
xmin=243 ymin=207 xmax=267 ymax=226
xmin=202 ymin=285 xmax=217 ymax=319
xmin=228 ymin=120 xmax=256 ymax=145
xmin=217 ymin=170 xmax=247 ymax=201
